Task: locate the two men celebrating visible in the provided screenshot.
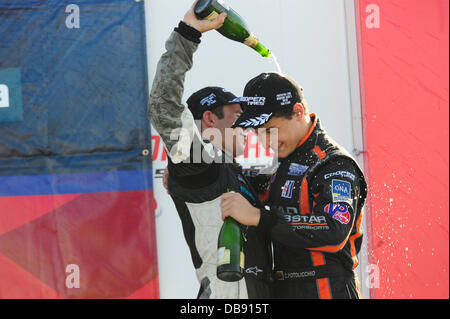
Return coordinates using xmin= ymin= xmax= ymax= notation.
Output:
xmin=149 ymin=1 xmax=367 ymax=299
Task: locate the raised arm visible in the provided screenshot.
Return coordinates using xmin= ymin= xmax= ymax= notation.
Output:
xmin=148 ymin=2 xmax=226 ymax=163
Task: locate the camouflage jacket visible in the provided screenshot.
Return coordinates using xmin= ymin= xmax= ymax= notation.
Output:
xmin=148 ymin=31 xmax=199 ymax=164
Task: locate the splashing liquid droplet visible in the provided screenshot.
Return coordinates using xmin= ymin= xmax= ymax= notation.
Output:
xmin=269 ymin=52 xmax=283 ymax=74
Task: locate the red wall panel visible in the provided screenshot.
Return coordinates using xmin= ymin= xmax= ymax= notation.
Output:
xmin=0 ymin=191 xmax=159 ymax=299
xmin=357 ymin=0 xmax=449 ymax=298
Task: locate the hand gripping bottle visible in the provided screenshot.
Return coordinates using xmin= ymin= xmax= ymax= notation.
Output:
xmin=194 ymin=0 xmax=271 ymax=58
xmin=217 ymin=216 xmax=245 ymax=282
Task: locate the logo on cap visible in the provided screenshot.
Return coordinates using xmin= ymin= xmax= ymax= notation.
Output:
xmin=276 ymin=92 xmax=293 ymax=106
xmin=200 ymin=93 xmax=217 ymax=107
xmin=241 ymin=96 xmax=266 ymax=106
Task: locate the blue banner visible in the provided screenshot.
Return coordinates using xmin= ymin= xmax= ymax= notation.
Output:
xmin=0 ymin=0 xmax=151 ymax=179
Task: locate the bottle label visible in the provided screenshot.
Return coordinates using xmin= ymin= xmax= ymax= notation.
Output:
xmin=244 ymin=34 xmax=259 ymax=49
xmin=205 ymin=10 xmax=219 ymax=21
xmin=240 ymin=251 xmax=245 ymax=270
xmin=217 ymin=247 xmax=230 ymax=265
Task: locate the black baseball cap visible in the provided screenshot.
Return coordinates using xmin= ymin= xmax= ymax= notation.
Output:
xmin=187 ymin=86 xmax=242 ymax=120
xmin=232 ymin=73 xmax=304 ymax=128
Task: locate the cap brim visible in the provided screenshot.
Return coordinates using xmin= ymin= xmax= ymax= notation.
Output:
xmin=232 ymin=111 xmax=275 ymax=129
xmin=227 ymin=97 xmax=244 ymax=104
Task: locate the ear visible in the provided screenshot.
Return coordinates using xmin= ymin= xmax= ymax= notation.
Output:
xmin=292 ymin=103 xmax=305 ymax=119
xmin=202 ymin=111 xmax=217 ymax=128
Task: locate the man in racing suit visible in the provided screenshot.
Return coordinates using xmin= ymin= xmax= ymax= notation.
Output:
xmin=222 ymin=73 xmax=368 ymax=299
xmin=148 ymin=5 xmax=272 ymax=299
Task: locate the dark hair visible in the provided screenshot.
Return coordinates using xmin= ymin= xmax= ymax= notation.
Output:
xmin=193 ymin=105 xmax=225 ymax=121
xmin=196 ymin=105 xmax=225 ymax=131
xmin=210 ymin=105 xmax=225 ymax=119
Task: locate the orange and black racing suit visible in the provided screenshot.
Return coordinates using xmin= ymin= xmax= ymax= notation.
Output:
xmin=257 ymin=114 xmax=368 ymax=299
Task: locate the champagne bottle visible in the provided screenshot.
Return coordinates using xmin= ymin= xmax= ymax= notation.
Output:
xmin=217 ymin=217 xmax=245 ymax=282
xmin=194 ymin=0 xmax=271 ymax=58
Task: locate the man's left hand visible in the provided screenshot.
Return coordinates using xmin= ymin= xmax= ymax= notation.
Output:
xmin=221 ymin=192 xmax=260 ymax=226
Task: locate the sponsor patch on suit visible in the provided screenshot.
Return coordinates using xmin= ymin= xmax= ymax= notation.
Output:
xmin=288 ymin=163 xmax=309 ymax=176
xmin=324 ymin=203 xmax=351 ymax=225
xmin=281 ymin=180 xmax=295 ymax=199
xmin=331 ymin=179 xmax=352 ymax=205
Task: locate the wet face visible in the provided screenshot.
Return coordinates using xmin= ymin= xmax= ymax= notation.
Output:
xmin=258 ymin=113 xmax=304 ymax=159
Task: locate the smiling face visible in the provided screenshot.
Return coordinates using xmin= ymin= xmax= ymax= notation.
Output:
xmin=257 ymin=104 xmax=312 ymax=158
xmin=215 ymin=103 xmax=243 ymax=133
xmin=202 ymin=103 xmax=246 ymax=157
xmin=217 ymin=103 xmax=246 ymax=157
xmin=258 ymin=116 xmax=300 ymax=158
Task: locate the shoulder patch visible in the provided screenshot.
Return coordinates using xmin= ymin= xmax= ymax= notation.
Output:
xmin=331 ymin=179 xmax=352 ymax=205
xmin=324 ymin=203 xmax=351 ymax=225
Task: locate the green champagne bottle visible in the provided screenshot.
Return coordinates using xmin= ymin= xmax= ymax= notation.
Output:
xmin=194 ymin=0 xmax=271 ymax=58
xmin=217 ymin=217 xmax=245 ymax=282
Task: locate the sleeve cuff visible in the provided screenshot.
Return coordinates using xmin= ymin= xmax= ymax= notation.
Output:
xmin=174 ymin=21 xmax=202 ymax=44
xmin=257 ymin=208 xmax=277 ymax=235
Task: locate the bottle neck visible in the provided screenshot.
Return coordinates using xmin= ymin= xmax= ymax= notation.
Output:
xmin=254 ymin=42 xmax=271 ymax=58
